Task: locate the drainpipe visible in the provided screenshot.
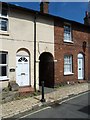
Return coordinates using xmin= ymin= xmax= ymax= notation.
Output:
xmin=34 ymin=12 xmax=38 ymax=92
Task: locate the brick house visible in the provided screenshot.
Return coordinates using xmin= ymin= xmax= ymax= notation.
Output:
xmin=0 ymin=2 xmax=90 ymax=91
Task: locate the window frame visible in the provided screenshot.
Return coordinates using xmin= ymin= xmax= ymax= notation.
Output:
xmin=64 ymin=23 xmax=73 ymax=43
xmin=0 ymin=52 xmax=8 ymax=80
xmin=0 ymin=3 xmax=8 ymax=32
xmin=64 ymin=55 xmax=74 ymax=75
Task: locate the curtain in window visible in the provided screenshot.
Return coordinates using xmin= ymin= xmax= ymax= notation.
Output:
xmin=64 ymin=55 xmax=72 ymax=73
xmin=64 ymin=25 xmax=71 ymax=41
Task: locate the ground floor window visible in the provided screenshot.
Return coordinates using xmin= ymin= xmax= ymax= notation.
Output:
xmin=64 ymin=55 xmax=72 ymax=75
xmin=0 ymin=52 xmax=8 ymax=80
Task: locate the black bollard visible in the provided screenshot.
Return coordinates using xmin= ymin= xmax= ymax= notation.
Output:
xmin=40 ymin=81 xmax=46 ymax=102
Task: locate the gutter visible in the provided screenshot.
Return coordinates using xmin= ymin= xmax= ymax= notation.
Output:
xmin=34 ymin=12 xmax=38 ymax=92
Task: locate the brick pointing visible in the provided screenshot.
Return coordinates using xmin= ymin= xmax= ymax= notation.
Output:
xmin=88 ymin=30 xmax=90 ymax=81
xmin=54 ymin=19 xmax=89 ymax=85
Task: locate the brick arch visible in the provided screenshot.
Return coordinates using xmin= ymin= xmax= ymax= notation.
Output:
xmin=77 ymin=52 xmax=85 ymax=57
xmin=39 ymin=52 xmax=54 ymax=88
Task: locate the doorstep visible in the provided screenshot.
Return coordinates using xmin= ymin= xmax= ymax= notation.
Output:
xmin=19 ymin=86 xmax=35 ymax=96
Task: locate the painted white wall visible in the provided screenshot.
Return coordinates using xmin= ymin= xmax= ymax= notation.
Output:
xmin=0 ymin=38 xmax=2 ymax=51
xmin=0 ymin=6 xmax=54 ymax=90
xmin=36 ymin=17 xmax=54 ymax=89
xmin=0 ymin=7 xmax=35 ymax=88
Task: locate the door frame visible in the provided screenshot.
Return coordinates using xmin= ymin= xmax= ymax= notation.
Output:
xmin=16 ymin=49 xmax=30 ymax=87
xmin=78 ymin=53 xmax=84 ymax=80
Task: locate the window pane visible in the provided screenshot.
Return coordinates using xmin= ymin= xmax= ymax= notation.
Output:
xmin=64 ymin=25 xmax=71 ymax=41
xmin=0 ymin=66 xmax=7 ymax=76
xmin=0 ymin=54 xmax=6 ymax=64
xmin=2 ymin=3 xmax=8 ymax=16
xmin=2 ymin=54 xmax=6 ymax=64
xmin=0 ymin=54 xmax=1 ymax=64
xmin=18 ymin=57 xmax=22 ymax=62
xmin=2 ymin=9 xmax=7 ymax=16
xmin=67 ymin=64 xmax=71 ymax=72
xmin=1 ymin=18 xmax=8 ymax=31
xmin=23 ymin=57 xmax=28 ymax=62
xmin=64 ymin=55 xmax=72 ymax=73
xmin=64 ymin=64 xmax=67 ymax=72
xmin=0 ymin=52 xmax=7 ymax=77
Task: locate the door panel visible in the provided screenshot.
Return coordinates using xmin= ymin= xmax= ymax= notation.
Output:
xmin=78 ymin=58 xmax=84 ymax=80
xmin=16 ymin=56 xmax=29 ymax=86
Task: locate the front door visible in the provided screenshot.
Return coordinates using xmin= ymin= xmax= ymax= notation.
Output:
xmin=16 ymin=56 xmax=29 ymax=86
xmin=78 ymin=58 xmax=84 ymax=80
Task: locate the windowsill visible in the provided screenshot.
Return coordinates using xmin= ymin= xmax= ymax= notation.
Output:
xmin=64 ymin=72 xmax=74 ymax=75
xmin=64 ymin=40 xmax=74 ymax=44
xmin=0 ymin=77 xmax=9 ymax=81
xmin=0 ymin=31 xmax=9 ymax=36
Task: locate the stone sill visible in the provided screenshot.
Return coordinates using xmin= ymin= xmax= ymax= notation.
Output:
xmin=64 ymin=73 xmax=74 ymax=76
xmin=0 ymin=32 xmax=9 ymax=36
xmin=64 ymin=40 xmax=74 ymax=44
xmin=0 ymin=78 xmax=9 ymax=82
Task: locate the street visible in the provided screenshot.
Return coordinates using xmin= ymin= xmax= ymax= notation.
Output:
xmin=18 ymin=91 xmax=90 ymax=119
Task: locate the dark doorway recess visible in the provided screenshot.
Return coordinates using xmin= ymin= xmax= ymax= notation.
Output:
xmin=39 ymin=52 xmax=54 ymax=88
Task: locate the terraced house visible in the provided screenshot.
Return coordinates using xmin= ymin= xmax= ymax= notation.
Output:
xmin=0 ymin=1 xmax=90 ymax=91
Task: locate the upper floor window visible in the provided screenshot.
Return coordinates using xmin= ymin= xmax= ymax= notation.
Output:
xmin=0 ymin=3 xmax=8 ymax=32
xmin=64 ymin=24 xmax=72 ymax=42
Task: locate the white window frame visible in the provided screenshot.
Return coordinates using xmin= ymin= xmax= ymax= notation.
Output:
xmin=0 ymin=52 xmax=8 ymax=80
xmin=64 ymin=55 xmax=74 ymax=75
xmin=64 ymin=23 xmax=73 ymax=43
xmin=0 ymin=3 xmax=8 ymax=33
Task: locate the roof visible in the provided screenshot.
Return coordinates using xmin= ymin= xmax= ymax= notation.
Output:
xmin=1 ymin=2 xmax=90 ymax=29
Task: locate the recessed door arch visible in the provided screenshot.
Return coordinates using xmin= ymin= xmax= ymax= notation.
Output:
xmin=16 ymin=49 xmax=30 ymax=86
xmin=39 ymin=52 xmax=54 ymax=88
xmin=78 ymin=53 xmax=84 ymax=80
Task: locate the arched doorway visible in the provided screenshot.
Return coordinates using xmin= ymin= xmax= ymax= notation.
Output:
xmin=78 ymin=53 xmax=84 ymax=80
xmin=39 ymin=52 xmax=54 ymax=88
xmin=16 ymin=49 xmax=30 ymax=86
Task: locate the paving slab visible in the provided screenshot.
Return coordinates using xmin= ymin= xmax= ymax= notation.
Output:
xmin=1 ymin=82 xmax=90 ymax=119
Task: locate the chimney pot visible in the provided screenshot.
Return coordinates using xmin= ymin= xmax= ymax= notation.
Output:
xmin=40 ymin=0 xmax=49 ymax=14
xmin=84 ymin=11 xmax=90 ymax=26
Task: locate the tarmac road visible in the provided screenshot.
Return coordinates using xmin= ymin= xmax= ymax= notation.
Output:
xmin=19 ymin=91 xmax=90 ymax=119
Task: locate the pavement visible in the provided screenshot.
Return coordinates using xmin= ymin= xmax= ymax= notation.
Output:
xmin=1 ymin=82 xmax=90 ymax=119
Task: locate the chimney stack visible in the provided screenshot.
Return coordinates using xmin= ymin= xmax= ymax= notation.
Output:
xmin=84 ymin=1 xmax=90 ymax=26
xmin=84 ymin=11 xmax=90 ymax=26
xmin=40 ymin=0 xmax=49 ymax=14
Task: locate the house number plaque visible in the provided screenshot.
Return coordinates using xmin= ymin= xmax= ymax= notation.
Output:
xmin=10 ymin=68 xmax=15 ymax=72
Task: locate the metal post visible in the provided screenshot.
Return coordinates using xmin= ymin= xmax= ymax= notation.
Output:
xmin=40 ymin=81 xmax=45 ymax=102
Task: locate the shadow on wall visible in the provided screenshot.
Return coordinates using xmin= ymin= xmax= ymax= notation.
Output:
xmin=39 ymin=52 xmax=54 ymax=88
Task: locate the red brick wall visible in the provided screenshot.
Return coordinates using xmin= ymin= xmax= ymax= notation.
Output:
xmin=88 ymin=30 xmax=90 ymax=81
xmin=54 ymin=19 xmax=89 ymax=85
